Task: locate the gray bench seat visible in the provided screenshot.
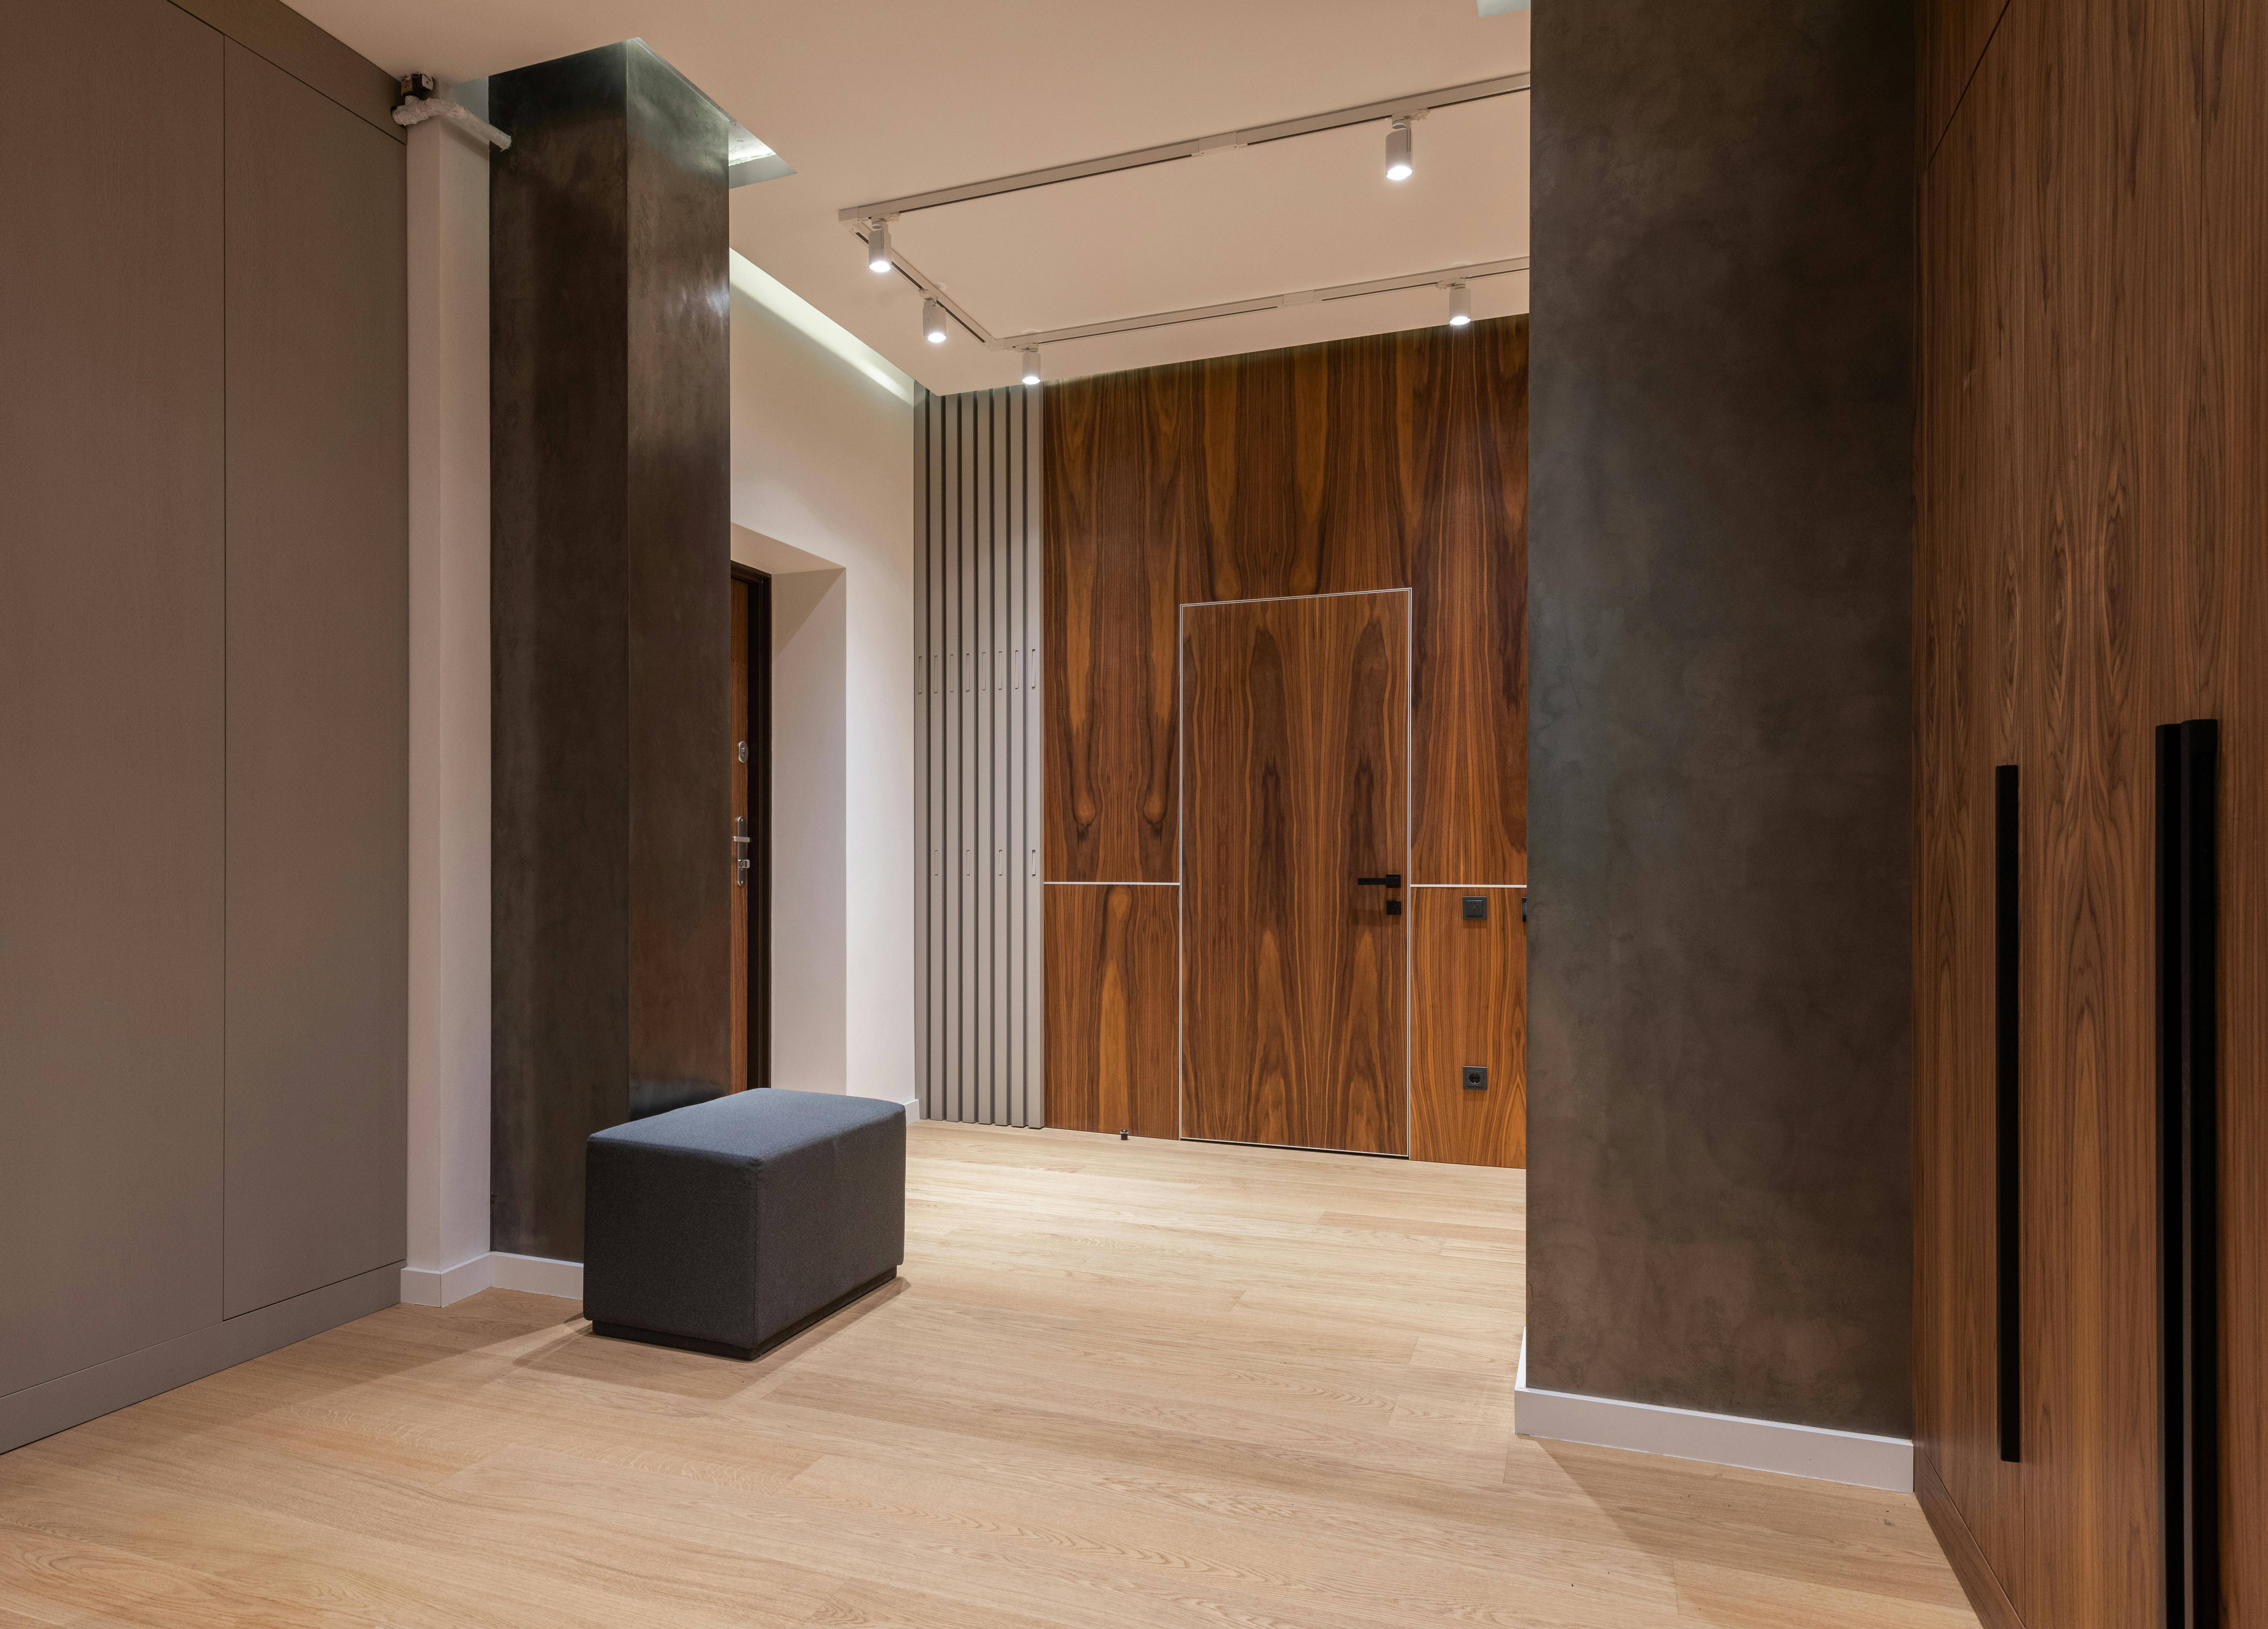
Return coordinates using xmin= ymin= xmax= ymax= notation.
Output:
xmin=584 ymin=1089 xmax=906 ymax=1359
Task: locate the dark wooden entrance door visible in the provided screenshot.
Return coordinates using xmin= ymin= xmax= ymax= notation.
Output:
xmin=730 ymin=570 xmax=770 ymax=1091
xmin=1180 ymin=590 xmax=1409 ymax=1154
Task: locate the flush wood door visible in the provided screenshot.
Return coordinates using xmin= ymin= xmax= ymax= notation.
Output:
xmin=1180 ymin=590 xmax=1409 ymax=1154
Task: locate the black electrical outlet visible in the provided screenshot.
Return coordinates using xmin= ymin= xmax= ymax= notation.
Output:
xmin=1462 ymin=894 xmax=1487 ymax=920
xmin=1462 ymin=1065 xmax=1488 ymax=1091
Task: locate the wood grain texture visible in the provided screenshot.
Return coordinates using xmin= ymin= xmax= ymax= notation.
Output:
xmin=1409 ymin=318 xmax=1528 ymax=884
xmin=1410 ymin=890 xmax=1526 ymax=1169
xmin=1914 ymin=1450 xmax=2023 ymax=1629
xmin=1917 ymin=0 xmax=2008 ymax=170
xmin=1915 ymin=0 xmax=2268 ymax=1620
xmin=1042 ymin=318 xmax=1527 ymax=886
xmin=1180 ymin=592 xmax=1407 ymax=1155
xmin=1042 ymin=886 xmax=1178 ymax=1139
xmin=1042 ymin=369 xmax=1187 ymax=883
xmin=0 ymin=1123 xmax=1977 ymax=1629
xmin=2199 ymin=3 xmax=2268 ymax=1617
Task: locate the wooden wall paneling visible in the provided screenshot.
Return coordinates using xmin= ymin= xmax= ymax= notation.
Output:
xmin=1914 ymin=5 xmax=2036 ymax=1611
xmin=1410 ymin=317 xmax=1528 ymax=885
xmin=2199 ymin=0 xmax=2268 ymax=1614
xmin=1181 ymin=333 xmax=1409 ymax=604
xmin=1409 ymin=890 xmax=1525 ymax=1168
xmin=1044 ymin=887 xmax=1179 ymax=1138
xmin=221 ymin=40 xmax=409 ymax=1316
xmin=2024 ymin=0 xmax=2162 ymax=1617
xmin=1180 ymin=592 xmax=1408 ymax=1155
xmin=1917 ymin=0 xmax=2010 ymax=171
xmin=0 ymin=0 xmax=227 ymax=1397
xmin=1043 ymin=370 xmax=1187 ymax=883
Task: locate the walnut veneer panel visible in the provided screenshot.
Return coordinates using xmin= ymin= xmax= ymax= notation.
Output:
xmin=1409 ymin=319 xmax=1527 ymax=885
xmin=1043 ymin=370 xmax=1187 ymax=883
xmin=1042 ymin=318 xmax=1527 ymax=887
xmin=1914 ymin=0 xmax=2268 ymax=1620
xmin=1180 ymin=592 xmax=1407 ymax=1155
xmin=1410 ymin=891 xmax=1525 ymax=1169
xmin=1917 ymin=0 xmax=2008 ymax=168
xmin=1043 ymin=887 xmax=1178 ymax=1139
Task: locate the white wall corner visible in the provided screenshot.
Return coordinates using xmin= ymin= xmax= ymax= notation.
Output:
xmin=1513 ymin=1332 xmax=1913 ymax=1493
xmin=401 ymin=1251 xmax=581 ymax=1307
xmin=405 ymin=111 xmax=493 ymax=1287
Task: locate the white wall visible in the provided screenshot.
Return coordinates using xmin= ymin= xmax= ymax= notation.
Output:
xmin=402 ymin=112 xmax=492 ymax=1302
xmin=728 ymin=253 xmax=917 ymax=1106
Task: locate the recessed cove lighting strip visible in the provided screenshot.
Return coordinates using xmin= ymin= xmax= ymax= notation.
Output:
xmin=836 ymin=72 xmax=1529 ymax=224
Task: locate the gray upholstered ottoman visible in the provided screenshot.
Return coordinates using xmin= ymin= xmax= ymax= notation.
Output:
xmin=584 ymin=1089 xmax=905 ymax=1359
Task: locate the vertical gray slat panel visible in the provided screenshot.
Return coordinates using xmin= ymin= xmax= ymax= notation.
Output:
xmin=1022 ymin=384 xmax=1045 ymax=1126
xmin=916 ymin=395 xmax=930 ymax=1120
xmin=984 ymin=394 xmax=1002 ymax=1130
xmin=927 ymin=398 xmax=947 ymax=1122
xmin=957 ymin=393 xmax=975 ymax=1125
xmin=1000 ymin=389 xmax=1021 ymax=1125
xmin=974 ymin=392 xmax=994 ymax=1122
xmin=1025 ymin=383 xmax=1048 ymax=1130
xmin=942 ymin=395 xmax=961 ymax=1128
xmin=907 ymin=397 xmax=925 ymax=1125
xmin=912 ymin=396 xmax=927 ymax=1117
xmin=914 ymin=384 xmax=1047 ymax=1128
xmin=1004 ymin=387 xmax=1023 ymax=1127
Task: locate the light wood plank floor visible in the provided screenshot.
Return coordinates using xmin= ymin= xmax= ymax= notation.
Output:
xmin=0 ymin=1123 xmax=1974 ymax=1627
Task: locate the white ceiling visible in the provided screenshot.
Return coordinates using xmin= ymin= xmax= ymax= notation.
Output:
xmin=293 ymin=0 xmax=1532 ymax=394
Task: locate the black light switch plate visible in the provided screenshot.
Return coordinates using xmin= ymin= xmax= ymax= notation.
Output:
xmin=1462 ymin=894 xmax=1487 ymax=920
xmin=1462 ymin=1065 xmax=1488 ymax=1091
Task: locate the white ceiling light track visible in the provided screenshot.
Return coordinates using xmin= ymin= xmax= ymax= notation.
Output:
xmin=841 ymin=73 xmax=1529 ymax=356
xmin=1003 ymin=258 xmax=1527 ymax=350
xmin=840 ymin=73 xmax=1526 ymax=223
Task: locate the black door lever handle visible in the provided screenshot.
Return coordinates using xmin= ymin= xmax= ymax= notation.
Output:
xmin=1355 ymin=874 xmax=1403 ymax=889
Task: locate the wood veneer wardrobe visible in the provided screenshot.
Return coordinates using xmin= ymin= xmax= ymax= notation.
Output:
xmin=1913 ymin=0 xmax=2267 ymax=1622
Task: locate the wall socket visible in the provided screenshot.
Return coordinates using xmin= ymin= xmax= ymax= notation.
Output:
xmin=1463 ymin=1065 xmax=1488 ymax=1091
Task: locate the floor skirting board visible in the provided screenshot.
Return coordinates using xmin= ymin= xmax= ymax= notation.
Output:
xmin=0 ymin=1262 xmax=401 ymax=1456
xmin=1513 ymin=1333 xmax=1913 ymax=1492
xmin=399 ymin=1251 xmax=584 ymax=1307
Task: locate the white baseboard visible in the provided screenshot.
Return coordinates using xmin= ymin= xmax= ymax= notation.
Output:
xmin=901 ymin=1095 xmax=922 ymax=1121
xmin=400 ymin=1251 xmax=583 ymax=1307
xmin=1514 ymin=1333 xmax=1912 ymax=1492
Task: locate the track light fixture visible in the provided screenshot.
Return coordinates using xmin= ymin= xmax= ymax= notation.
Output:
xmin=1385 ymin=118 xmax=1414 ymax=182
xmin=866 ymin=219 xmax=892 ymax=273
xmin=1020 ymin=348 xmax=1042 ymax=386
xmin=1447 ymin=282 xmax=1471 ymax=327
xmin=923 ymin=297 xmax=949 ymax=345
